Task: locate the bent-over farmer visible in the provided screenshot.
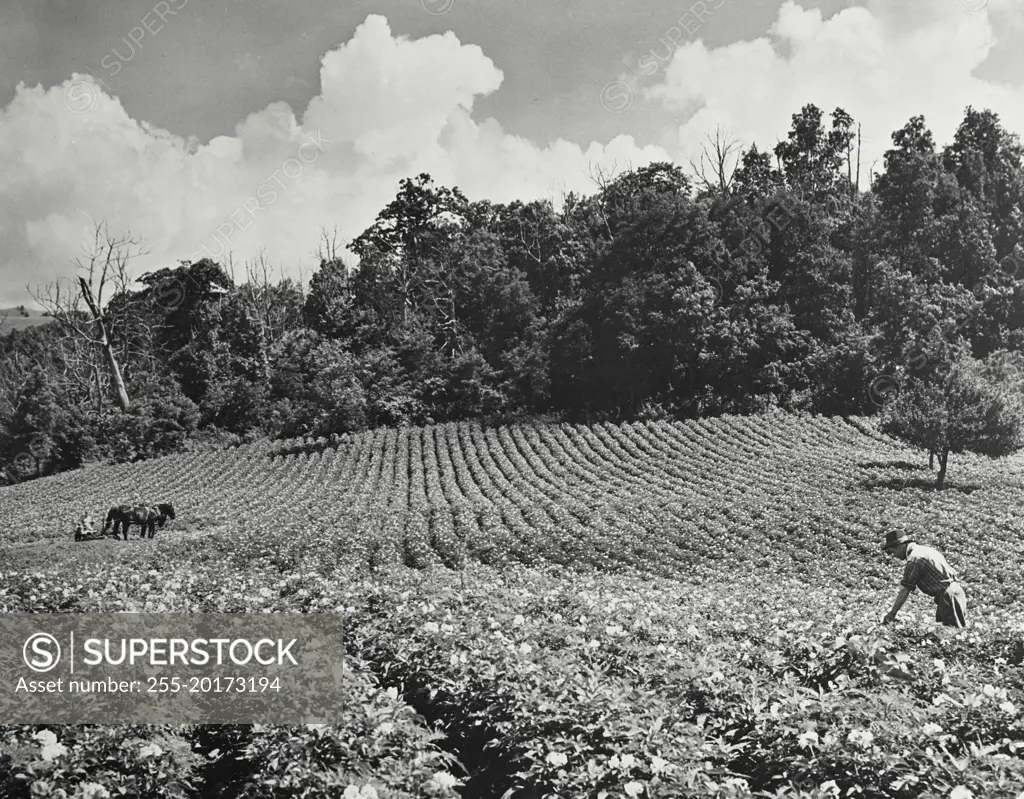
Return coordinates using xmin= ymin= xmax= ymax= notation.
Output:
xmin=881 ymin=529 xmax=967 ymax=628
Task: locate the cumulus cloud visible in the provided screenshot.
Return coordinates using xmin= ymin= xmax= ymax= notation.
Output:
xmin=0 ymin=14 xmax=669 ymax=305
xmin=649 ymin=0 xmax=1024 ymax=179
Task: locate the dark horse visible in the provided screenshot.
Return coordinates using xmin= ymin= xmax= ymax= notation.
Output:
xmin=103 ymin=503 xmax=176 ymax=540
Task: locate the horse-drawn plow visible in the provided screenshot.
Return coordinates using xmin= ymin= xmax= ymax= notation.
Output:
xmin=72 ymin=502 xmax=177 ymax=542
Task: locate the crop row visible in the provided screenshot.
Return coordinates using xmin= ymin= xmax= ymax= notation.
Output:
xmin=4 ymin=415 xmax=1024 ymax=607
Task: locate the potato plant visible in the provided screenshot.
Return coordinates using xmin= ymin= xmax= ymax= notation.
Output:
xmin=1 ymin=414 xmax=1023 ymax=796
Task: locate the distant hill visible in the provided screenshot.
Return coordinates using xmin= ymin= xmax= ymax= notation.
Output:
xmin=0 ymin=307 xmax=52 ymax=332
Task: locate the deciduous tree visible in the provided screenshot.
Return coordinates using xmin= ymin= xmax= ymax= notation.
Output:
xmin=880 ymin=355 xmax=1024 ymax=488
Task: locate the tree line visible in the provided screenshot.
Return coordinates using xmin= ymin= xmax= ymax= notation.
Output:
xmin=3 ymin=103 xmax=1024 ymax=487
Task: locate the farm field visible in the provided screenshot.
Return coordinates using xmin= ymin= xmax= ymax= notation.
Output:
xmin=0 ymin=307 xmax=51 ymax=332
xmin=0 ymin=412 xmax=1023 ymax=798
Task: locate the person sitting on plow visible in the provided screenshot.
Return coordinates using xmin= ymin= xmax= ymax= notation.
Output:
xmin=74 ymin=511 xmax=112 ymax=542
xmin=881 ymin=528 xmax=967 ymax=629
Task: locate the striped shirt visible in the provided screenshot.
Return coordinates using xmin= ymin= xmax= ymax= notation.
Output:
xmin=901 ymin=543 xmax=958 ymax=597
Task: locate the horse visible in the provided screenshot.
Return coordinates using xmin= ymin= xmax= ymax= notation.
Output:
xmin=103 ymin=502 xmax=176 ymax=540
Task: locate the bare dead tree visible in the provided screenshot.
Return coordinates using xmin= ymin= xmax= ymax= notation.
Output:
xmin=240 ymin=250 xmax=275 ymax=382
xmin=30 ymin=222 xmax=147 ymax=413
xmin=96 ymin=228 xmax=161 ymax=383
xmin=317 ymin=225 xmax=344 ymax=265
xmin=867 ymin=156 xmax=881 ymax=190
xmin=78 ymin=277 xmax=130 ymax=412
xmin=243 ymin=250 xmax=274 ymax=323
xmin=421 ymin=248 xmax=497 ymax=360
xmin=585 ymin=160 xmax=623 ymax=188
xmin=850 ymin=124 xmax=858 ymax=196
xmin=584 ymin=160 xmax=626 ymax=239
xmin=515 ymin=204 xmax=549 ymax=267
xmin=689 ymin=126 xmax=741 ymax=198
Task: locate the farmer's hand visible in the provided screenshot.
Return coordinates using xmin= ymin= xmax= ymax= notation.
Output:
xmin=882 ymin=612 xmax=895 ymax=625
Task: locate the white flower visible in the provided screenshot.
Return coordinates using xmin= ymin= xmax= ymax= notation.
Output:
xmin=650 ymin=756 xmax=670 ymax=774
xmin=949 ymin=787 xmax=974 ymax=799
xmin=431 ymin=771 xmax=458 ymax=789
xmin=34 ymin=730 xmax=67 ymax=761
xmin=139 ymin=742 xmax=163 ymax=759
xmin=360 ymin=786 xmax=380 ymax=799
xmin=343 ymin=787 xmax=362 ymax=799
xmin=618 ymin=753 xmax=638 ymax=770
xmin=40 ymin=740 xmax=67 ymax=760
xmin=546 ymin=751 xmax=568 ymax=767
xmin=922 ymin=723 xmax=944 ymax=737
xmin=847 ymin=729 xmax=874 ymax=749
xmin=422 ymin=622 xmax=440 ymax=634
xmin=819 ymin=780 xmax=840 ymax=796
xmin=375 ymin=722 xmax=394 ymax=736
xmin=80 ymin=784 xmax=110 ymax=799
xmin=512 ymin=614 xmax=525 ymax=626
xmin=624 ymin=781 xmax=645 ymax=797
xmin=519 ymin=643 xmax=532 ymax=655
xmin=33 ymin=730 xmax=57 ymax=747
xmin=1000 ymin=701 xmax=1017 ymax=715
xmin=798 ymin=730 xmax=819 ymax=749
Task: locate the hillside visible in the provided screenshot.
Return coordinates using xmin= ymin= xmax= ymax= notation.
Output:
xmin=2 ymin=412 xmax=1023 ymax=797
xmin=0 ymin=307 xmax=51 ymax=332
xmin=2 ymin=412 xmax=1023 ymax=602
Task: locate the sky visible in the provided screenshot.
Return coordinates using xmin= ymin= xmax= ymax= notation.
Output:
xmin=1 ymin=0 xmax=1023 ymax=305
